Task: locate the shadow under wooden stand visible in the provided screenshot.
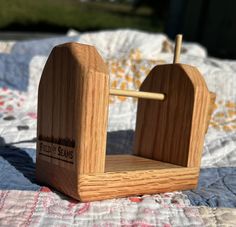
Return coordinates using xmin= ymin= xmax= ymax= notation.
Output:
xmin=36 ymin=35 xmax=215 ymax=201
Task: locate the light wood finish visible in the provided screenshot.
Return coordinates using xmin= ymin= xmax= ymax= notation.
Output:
xmin=79 ymin=167 xmax=198 ymax=201
xmin=36 ymin=158 xmax=79 ymax=199
xmin=173 ymin=34 xmax=182 ymax=63
xmin=105 ymin=155 xmax=181 ymax=172
xmin=37 ymin=153 xmax=199 ymax=202
xmin=36 ymin=42 xmax=214 ymax=202
xmin=78 ymin=155 xmax=199 ymax=201
xmin=134 ymin=64 xmax=211 ymax=167
xmin=109 ymin=89 xmax=165 ymax=100
xmin=36 ymin=43 xmax=109 ymax=196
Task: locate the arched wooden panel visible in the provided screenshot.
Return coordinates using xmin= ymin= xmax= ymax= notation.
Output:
xmin=36 ymin=43 xmax=109 ymax=198
xmin=134 ymin=64 xmax=210 ymax=167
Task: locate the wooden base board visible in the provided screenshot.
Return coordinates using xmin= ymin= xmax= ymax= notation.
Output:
xmin=79 ymin=155 xmax=199 ymax=201
xmin=105 ymin=155 xmax=181 ymax=172
xmin=37 ymin=155 xmax=199 ymax=202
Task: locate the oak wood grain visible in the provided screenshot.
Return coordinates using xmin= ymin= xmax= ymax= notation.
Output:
xmin=36 ymin=43 xmax=213 ymax=202
xmin=105 ymin=154 xmax=181 ymax=172
xmin=78 ymin=155 xmax=199 ymax=201
xmin=36 ymin=43 xmax=109 ymax=197
xmin=134 ymin=64 xmax=211 ymax=167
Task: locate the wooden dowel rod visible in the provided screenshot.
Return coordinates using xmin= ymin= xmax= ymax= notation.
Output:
xmin=173 ymin=34 xmax=183 ymax=63
xmin=109 ymin=89 xmax=165 ymax=100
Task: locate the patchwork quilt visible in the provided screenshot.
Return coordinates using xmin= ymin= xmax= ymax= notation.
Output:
xmin=0 ymin=30 xmax=236 ymax=226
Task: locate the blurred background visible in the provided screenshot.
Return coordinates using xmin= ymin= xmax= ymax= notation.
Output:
xmin=0 ymin=0 xmax=235 ymax=59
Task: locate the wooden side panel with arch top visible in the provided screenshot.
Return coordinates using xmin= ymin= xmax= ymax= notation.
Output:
xmin=134 ymin=64 xmax=211 ymax=167
xmin=36 ymin=43 xmax=109 ymax=199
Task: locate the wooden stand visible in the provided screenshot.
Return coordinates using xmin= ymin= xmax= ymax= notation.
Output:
xmin=36 ymin=36 xmax=215 ymax=201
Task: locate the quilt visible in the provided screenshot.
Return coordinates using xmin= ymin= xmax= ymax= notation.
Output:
xmin=0 ymin=29 xmax=236 ymax=226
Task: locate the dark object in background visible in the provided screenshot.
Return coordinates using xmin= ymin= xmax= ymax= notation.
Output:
xmin=133 ymin=0 xmax=170 ymax=21
xmin=166 ymin=0 xmax=236 ymax=59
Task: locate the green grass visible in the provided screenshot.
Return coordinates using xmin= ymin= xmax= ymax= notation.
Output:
xmin=0 ymin=0 xmax=163 ymax=32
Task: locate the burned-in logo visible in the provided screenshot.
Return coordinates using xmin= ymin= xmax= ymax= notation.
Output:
xmin=38 ymin=135 xmax=75 ymax=164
